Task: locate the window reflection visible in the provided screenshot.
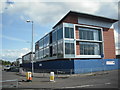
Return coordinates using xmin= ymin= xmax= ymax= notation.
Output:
xmin=80 ymin=42 xmax=100 ymax=55
xmin=65 ymin=27 xmax=74 ymax=38
xmin=79 ymin=27 xmax=102 ymax=41
xmin=65 ymin=42 xmax=75 ymax=54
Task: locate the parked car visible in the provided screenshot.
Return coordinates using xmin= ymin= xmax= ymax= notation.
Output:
xmin=4 ymin=65 xmax=11 ymax=71
xmin=10 ymin=66 xmax=19 ymax=72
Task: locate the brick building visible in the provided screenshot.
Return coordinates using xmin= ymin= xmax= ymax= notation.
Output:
xmin=35 ymin=11 xmax=117 ymax=61
xmin=22 ymin=11 xmax=119 ymax=73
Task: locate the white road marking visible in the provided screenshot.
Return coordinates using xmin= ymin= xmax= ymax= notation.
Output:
xmin=63 ymin=82 xmax=111 ymax=88
xmin=76 ymin=85 xmax=94 ymax=88
xmin=63 ymin=85 xmax=94 ymax=88
xmin=105 ymin=83 xmax=111 ymax=85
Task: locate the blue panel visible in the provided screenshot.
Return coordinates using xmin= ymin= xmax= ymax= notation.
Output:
xmin=74 ymin=59 xmax=119 ymax=74
xmin=23 ymin=60 xmax=74 ymax=73
xmin=23 ymin=63 xmax=32 ymax=68
xmin=34 ymin=60 xmax=74 ymax=70
xmin=22 ymin=59 xmax=119 ymax=74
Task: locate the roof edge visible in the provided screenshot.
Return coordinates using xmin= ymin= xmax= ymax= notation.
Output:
xmin=53 ymin=10 xmax=118 ymax=29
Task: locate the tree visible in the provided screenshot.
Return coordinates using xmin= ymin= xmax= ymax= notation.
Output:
xmin=0 ymin=60 xmax=12 ymax=65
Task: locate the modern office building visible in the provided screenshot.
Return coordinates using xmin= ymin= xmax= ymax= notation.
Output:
xmin=23 ymin=11 xmax=119 ymax=73
xmin=35 ymin=11 xmax=117 ymax=61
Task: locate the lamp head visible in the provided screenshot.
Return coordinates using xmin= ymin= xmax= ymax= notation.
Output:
xmin=26 ymin=20 xmax=31 ymax=22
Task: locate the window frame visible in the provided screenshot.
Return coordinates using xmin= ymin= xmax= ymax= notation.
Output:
xmin=78 ymin=27 xmax=102 ymax=41
xmin=75 ymin=24 xmax=104 ymax=58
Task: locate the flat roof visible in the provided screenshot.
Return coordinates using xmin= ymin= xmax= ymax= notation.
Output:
xmin=53 ymin=11 xmax=118 ymax=29
xmin=22 ymin=52 xmax=35 ymax=57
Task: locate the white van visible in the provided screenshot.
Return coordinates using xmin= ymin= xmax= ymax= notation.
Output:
xmin=4 ymin=65 xmax=11 ymax=71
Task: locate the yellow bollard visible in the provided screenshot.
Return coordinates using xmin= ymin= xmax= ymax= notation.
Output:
xmin=50 ymin=72 xmax=55 ymax=82
xmin=26 ymin=72 xmax=32 ymax=82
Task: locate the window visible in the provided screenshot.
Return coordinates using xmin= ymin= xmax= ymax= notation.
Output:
xmin=35 ymin=42 xmax=39 ymax=51
xmin=58 ymin=41 xmax=63 ymax=57
xmin=38 ymin=50 xmax=43 ymax=59
xmin=50 ymin=32 xmax=52 ymax=44
xmin=39 ymin=39 xmax=43 ymax=49
xmin=65 ymin=43 xmax=75 ymax=54
xmin=52 ymin=43 xmax=57 ymax=57
xmin=43 ymin=47 xmax=49 ymax=58
xmin=43 ymin=35 xmax=49 ymax=47
xmin=50 ymin=46 xmax=52 ymax=57
xmin=52 ymin=30 xmax=57 ymax=43
xmin=79 ymin=27 xmax=102 ymax=41
xmin=41 ymin=49 xmax=43 ymax=59
xmin=65 ymin=27 xmax=74 ymax=38
xmin=35 ymin=51 xmax=38 ymax=60
xmin=80 ymin=42 xmax=101 ymax=55
xmin=57 ymin=28 xmax=63 ymax=40
xmin=38 ymin=50 xmax=40 ymax=59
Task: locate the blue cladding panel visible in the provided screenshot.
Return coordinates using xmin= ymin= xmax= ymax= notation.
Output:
xmin=23 ymin=63 xmax=31 ymax=68
xmin=22 ymin=59 xmax=119 ymax=74
xmin=34 ymin=60 xmax=74 ymax=70
xmin=74 ymin=59 xmax=119 ymax=74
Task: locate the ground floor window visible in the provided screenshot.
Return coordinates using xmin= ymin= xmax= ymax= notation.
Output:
xmin=80 ymin=42 xmax=101 ymax=55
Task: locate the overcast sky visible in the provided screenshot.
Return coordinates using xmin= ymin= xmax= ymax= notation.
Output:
xmin=0 ymin=0 xmax=119 ymax=62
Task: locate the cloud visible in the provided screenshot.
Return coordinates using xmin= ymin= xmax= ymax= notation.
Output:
xmin=0 ymin=2 xmax=102 ymax=25
xmin=1 ymin=1 xmax=118 ymax=24
xmin=1 ymin=35 xmax=29 ymax=42
xmin=1 ymin=1 xmax=118 ymax=26
xmin=1 ymin=1 xmax=119 ymax=55
xmin=1 ymin=48 xmax=30 ymax=61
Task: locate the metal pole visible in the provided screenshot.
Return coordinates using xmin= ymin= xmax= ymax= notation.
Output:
xmin=31 ymin=21 xmax=34 ymax=77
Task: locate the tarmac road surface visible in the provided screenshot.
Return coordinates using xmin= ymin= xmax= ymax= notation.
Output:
xmin=2 ymin=69 xmax=119 ymax=89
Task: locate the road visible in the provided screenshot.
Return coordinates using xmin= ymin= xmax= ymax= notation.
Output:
xmin=2 ymin=70 xmax=119 ymax=89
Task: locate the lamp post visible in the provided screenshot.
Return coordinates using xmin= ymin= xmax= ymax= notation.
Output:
xmin=26 ymin=20 xmax=34 ymax=77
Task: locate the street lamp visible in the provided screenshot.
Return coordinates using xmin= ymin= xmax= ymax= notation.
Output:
xmin=26 ymin=20 xmax=34 ymax=77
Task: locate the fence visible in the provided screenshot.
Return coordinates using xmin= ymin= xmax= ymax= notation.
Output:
xmin=22 ymin=67 xmax=111 ymax=78
xmin=0 ymin=79 xmax=18 ymax=88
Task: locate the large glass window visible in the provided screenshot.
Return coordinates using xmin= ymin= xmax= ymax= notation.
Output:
xmin=80 ymin=42 xmax=101 ymax=55
xmin=41 ymin=49 xmax=43 ymax=59
xmin=43 ymin=35 xmax=49 ymax=47
xmin=52 ymin=43 xmax=57 ymax=57
xmin=57 ymin=41 xmax=63 ymax=57
xmin=52 ymin=30 xmax=57 ymax=43
xmin=64 ymin=27 xmax=74 ymax=38
xmin=50 ymin=32 xmax=52 ymax=44
xmin=79 ymin=27 xmax=102 ymax=41
xmin=38 ymin=50 xmax=41 ymax=59
xmin=57 ymin=28 xmax=63 ymax=40
xmin=39 ymin=39 xmax=43 ymax=49
xmin=43 ymin=47 xmax=49 ymax=58
xmin=35 ymin=41 xmax=39 ymax=51
xmin=65 ymin=43 xmax=75 ymax=54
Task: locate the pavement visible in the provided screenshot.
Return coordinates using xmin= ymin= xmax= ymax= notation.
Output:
xmin=2 ymin=69 xmax=119 ymax=89
xmin=17 ymin=69 xmax=110 ymax=78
